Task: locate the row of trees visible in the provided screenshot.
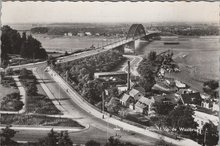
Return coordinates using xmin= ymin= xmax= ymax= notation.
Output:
xmin=53 ymin=50 xmax=124 ymax=104
xmin=1 ymin=25 xmax=47 ymax=67
xmin=151 ymin=102 xmax=219 ymax=145
xmin=203 ymin=80 xmax=219 ymax=99
xmin=137 ymin=51 xmax=174 ymax=94
xmin=0 ymin=126 xmax=138 ymax=146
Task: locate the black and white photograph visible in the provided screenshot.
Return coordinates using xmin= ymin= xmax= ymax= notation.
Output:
xmin=0 ymin=1 xmax=219 ymax=146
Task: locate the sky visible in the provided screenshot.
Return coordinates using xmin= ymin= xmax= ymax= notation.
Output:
xmin=1 ymin=1 xmax=219 ymax=24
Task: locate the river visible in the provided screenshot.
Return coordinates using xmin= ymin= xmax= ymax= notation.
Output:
xmin=136 ymin=36 xmax=220 ymax=92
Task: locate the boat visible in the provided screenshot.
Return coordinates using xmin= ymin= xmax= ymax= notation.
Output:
xmin=164 ymin=42 xmax=180 ymax=45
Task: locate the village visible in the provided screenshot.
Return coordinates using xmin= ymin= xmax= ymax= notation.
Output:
xmin=93 ymin=53 xmax=219 ymax=141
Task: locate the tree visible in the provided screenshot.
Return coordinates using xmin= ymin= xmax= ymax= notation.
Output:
xmin=38 ymin=129 xmax=73 ymax=146
xmin=201 ymin=122 xmax=219 ymax=146
xmin=20 ymin=68 xmax=29 ymax=77
xmin=166 ymin=105 xmax=198 ymax=132
xmin=13 ymin=100 xmax=24 ymax=111
xmin=148 ymin=51 xmax=157 ymax=61
xmin=64 ymin=51 xmax=69 ymax=56
xmin=57 ymin=131 xmax=73 ymax=146
xmin=105 ymin=136 xmax=137 ymax=146
xmin=1 ymin=25 xmax=47 ymax=60
xmin=38 ymin=129 xmax=58 ymax=146
xmin=82 ymin=79 xmax=103 ymax=104
xmin=138 ymin=76 xmax=156 ymax=92
xmin=154 ymin=137 xmax=176 ymax=146
xmin=152 ymin=100 xmax=175 ymax=115
xmin=0 ymin=125 xmax=18 ymax=146
xmin=86 ymin=140 xmax=101 ymax=146
xmin=108 ymin=86 xmax=119 ymax=98
xmin=27 ymin=83 xmax=38 ymax=96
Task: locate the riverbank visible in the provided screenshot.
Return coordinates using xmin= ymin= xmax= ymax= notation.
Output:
xmin=138 ymin=36 xmax=220 ymax=93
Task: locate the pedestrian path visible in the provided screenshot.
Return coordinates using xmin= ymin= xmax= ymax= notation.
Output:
xmin=0 ymin=125 xmax=86 ymax=132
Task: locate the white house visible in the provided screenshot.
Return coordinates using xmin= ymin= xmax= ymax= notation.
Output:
xmin=175 ymin=80 xmax=186 ymax=88
xmin=193 ymin=111 xmax=219 ymax=134
xmin=85 ymin=32 xmax=92 ymax=36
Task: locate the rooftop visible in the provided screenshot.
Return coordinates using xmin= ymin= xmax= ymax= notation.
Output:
xmin=129 ymin=88 xmax=141 ymax=97
xmin=138 ymin=96 xmax=152 ymax=106
xmin=120 ymin=93 xmax=132 ymax=103
xmin=152 ymin=94 xmax=179 ymax=104
xmin=181 ymin=92 xmax=202 ymax=105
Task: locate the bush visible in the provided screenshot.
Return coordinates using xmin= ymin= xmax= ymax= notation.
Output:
xmin=27 ymin=83 xmax=38 ymax=96
xmin=0 ymin=92 xmax=24 ymax=111
xmin=1 ymin=77 xmax=17 ymax=88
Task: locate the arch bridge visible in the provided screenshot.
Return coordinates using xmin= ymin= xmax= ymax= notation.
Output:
xmin=126 ymin=24 xmax=160 ymax=40
xmin=103 ymin=24 xmax=161 ymax=54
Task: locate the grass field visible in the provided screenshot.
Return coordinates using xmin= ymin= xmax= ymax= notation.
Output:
xmin=0 ymin=84 xmax=18 ymax=102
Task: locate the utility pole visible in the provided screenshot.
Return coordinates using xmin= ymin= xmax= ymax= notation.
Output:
xmin=203 ymin=128 xmax=207 ymax=146
xmin=102 ymin=90 xmax=105 ymax=119
xmin=65 ymin=70 xmax=68 ymax=82
xmin=127 ymin=60 xmax=131 ymax=90
xmin=59 ymin=84 xmax=61 ymax=105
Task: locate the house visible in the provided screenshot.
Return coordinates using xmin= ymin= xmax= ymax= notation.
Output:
xmin=128 ymin=89 xmax=143 ymax=101
xmin=201 ymin=99 xmax=219 ymax=112
xmin=151 ymin=94 xmax=180 ymax=105
xmin=200 ymin=93 xmax=211 ymax=99
xmin=175 ymin=80 xmax=187 ymax=88
xmin=180 ymin=92 xmax=203 ymax=106
xmin=95 ymin=33 xmax=100 ymax=36
xmin=120 ymin=93 xmax=134 ymax=108
xmin=85 ymin=32 xmax=92 ymax=36
xmin=193 ymin=110 xmax=219 ymax=134
xmin=77 ymin=32 xmax=85 ymax=37
xmin=67 ymin=32 xmax=73 ymax=36
xmin=94 ymin=71 xmax=127 ymax=85
xmin=135 ymin=96 xmax=152 ymax=115
xmin=176 ymin=88 xmax=193 ymax=95
xmin=117 ymin=85 xmax=128 ymax=95
xmin=212 ymin=101 xmax=219 ymax=112
xmin=201 ymin=100 xmax=212 ymax=109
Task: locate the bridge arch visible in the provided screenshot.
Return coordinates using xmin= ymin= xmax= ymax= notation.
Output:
xmin=126 ymin=24 xmax=146 ymax=39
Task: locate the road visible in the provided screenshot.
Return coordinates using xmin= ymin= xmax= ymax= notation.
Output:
xmin=5 ymin=39 xmax=200 ymax=146
xmin=122 ymin=55 xmax=143 ymax=76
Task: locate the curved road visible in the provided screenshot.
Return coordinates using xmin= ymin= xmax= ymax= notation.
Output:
xmin=7 ymin=44 xmax=158 ymax=145
xmin=7 ymin=40 xmax=200 ymax=146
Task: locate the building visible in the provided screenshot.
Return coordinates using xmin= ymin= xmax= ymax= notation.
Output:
xmin=128 ymin=88 xmax=143 ymax=101
xmin=151 ymin=94 xmax=180 ymax=105
xmin=175 ymin=80 xmax=187 ymax=88
xmin=120 ymin=93 xmax=134 ymax=108
xmin=201 ymin=99 xmax=219 ymax=112
xmin=193 ymin=110 xmax=219 ymax=134
xmin=95 ymin=33 xmax=100 ymax=36
xmin=94 ymin=71 xmax=127 ymax=85
xmin=85 ymin=32 xmax=92 ymax=36
xmin=180 ymin=92 xmax=203 ymax=106
xmin=77 ymin=32 xmax=85 ymax=37
xmin=135 ymin=96 xmax=152 ymax=114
